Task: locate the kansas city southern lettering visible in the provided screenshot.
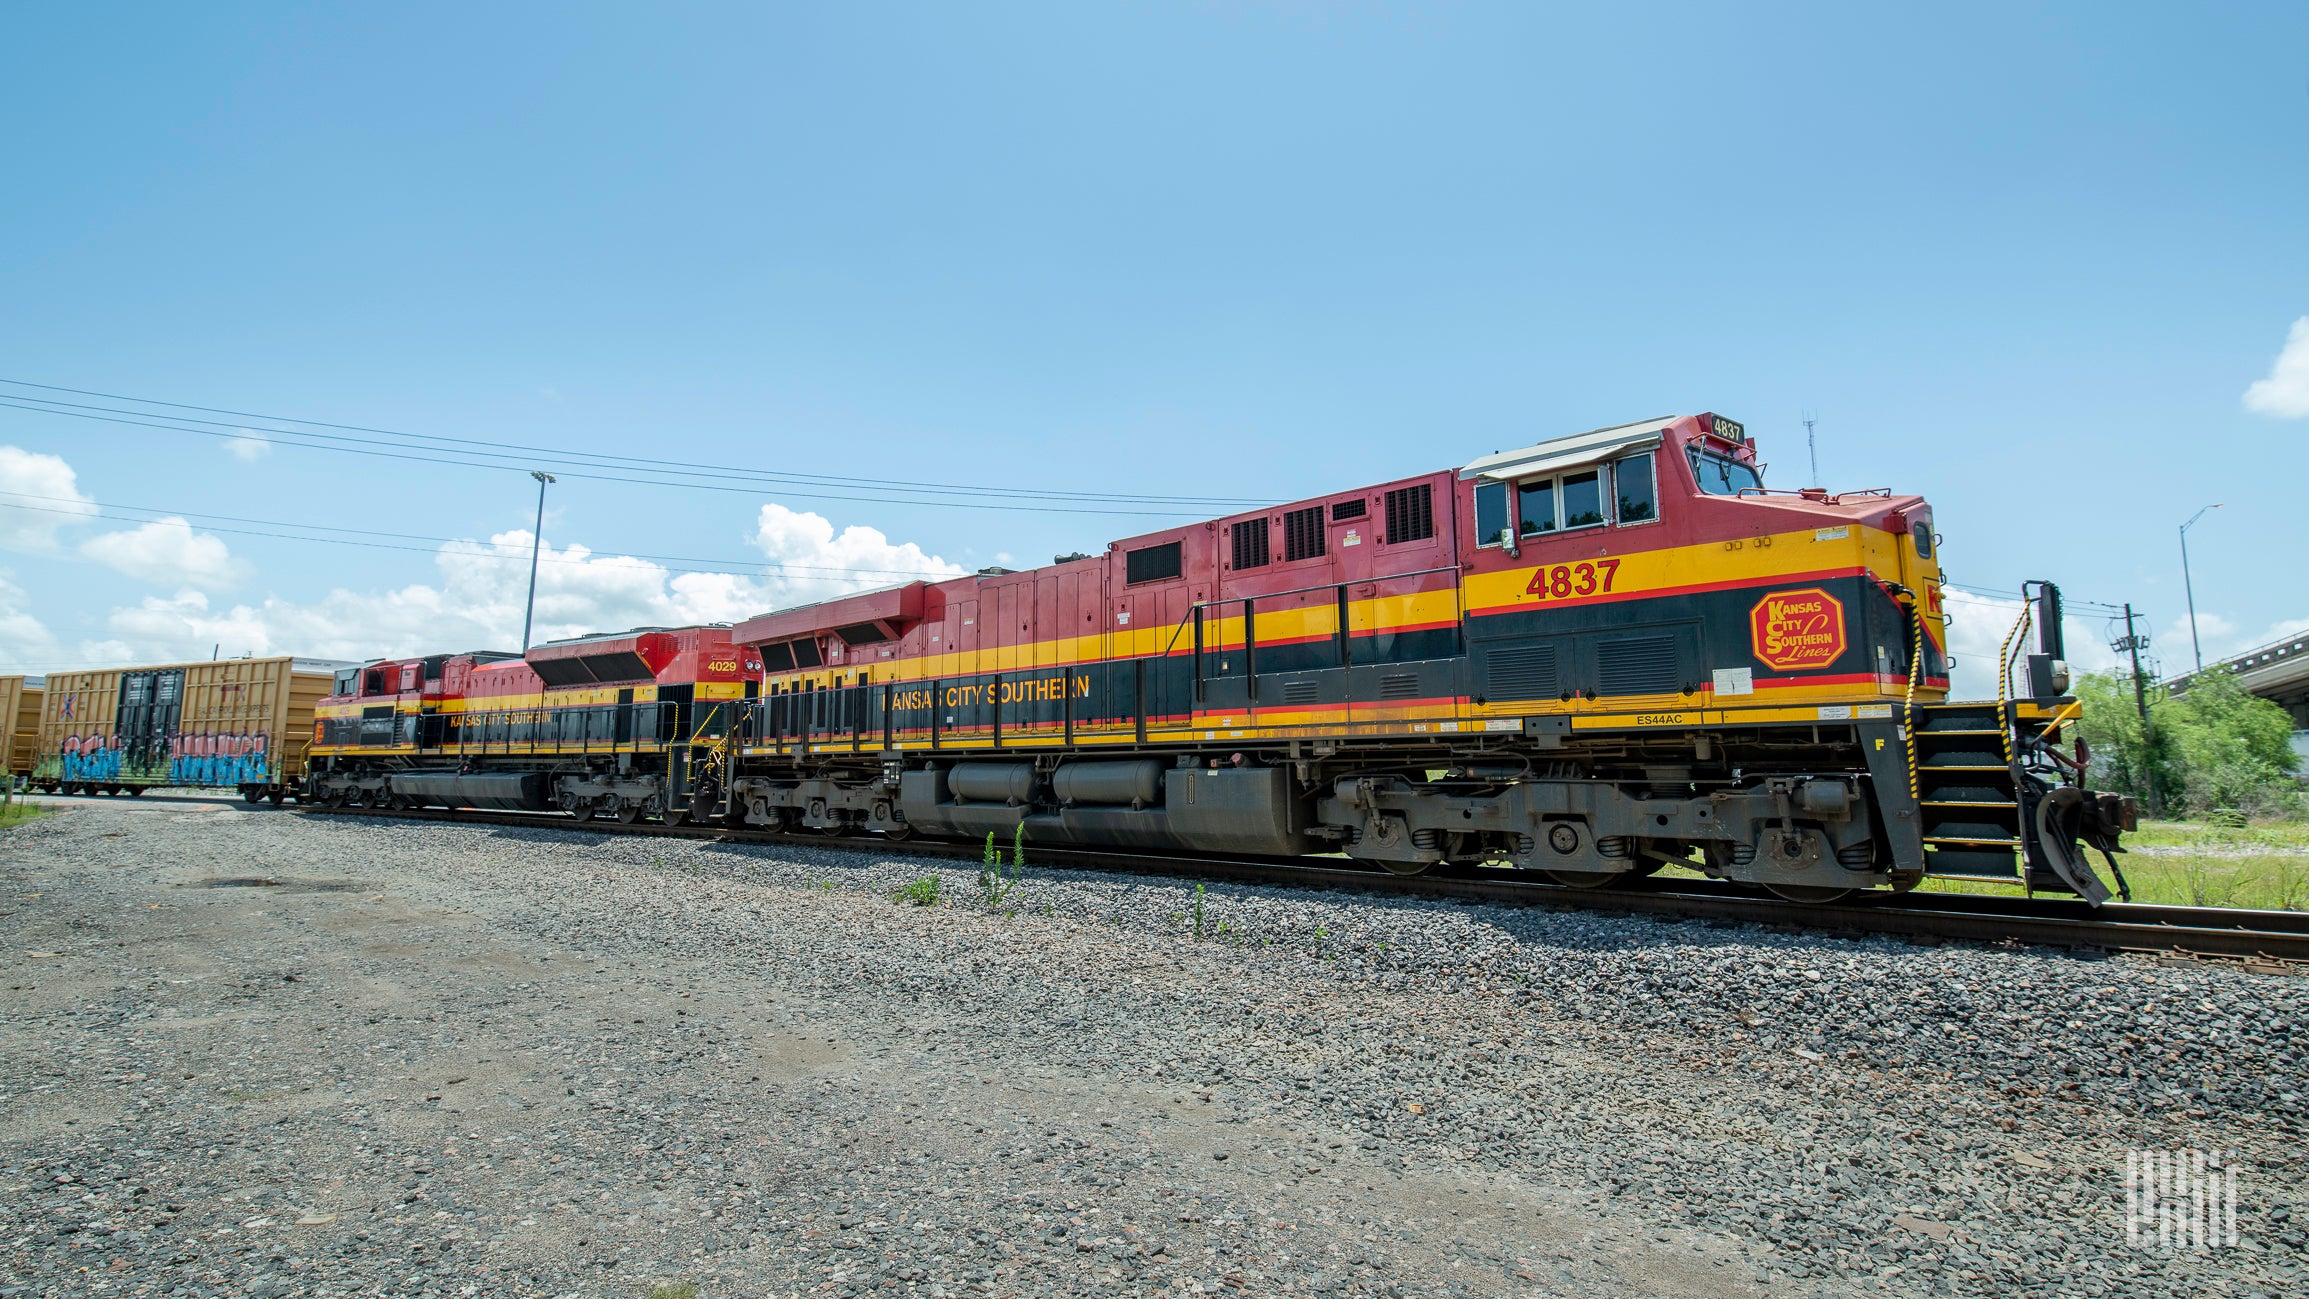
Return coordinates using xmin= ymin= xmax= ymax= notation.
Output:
xmin=891 ymin=673 xmax=1092 ymax=712
xmin=1749 ymin=587 xmax=1848 ymax=672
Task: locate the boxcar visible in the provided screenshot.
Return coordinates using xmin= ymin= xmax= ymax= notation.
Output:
xmin=33 ymin=657 xmax=339 ymax=801
xmin=0 ymin=676 xmax=41 ymax=779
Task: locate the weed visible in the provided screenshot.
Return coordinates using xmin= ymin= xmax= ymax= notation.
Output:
xmin=1216 ymin=918 xmax=1233 ymax=936
xmin=978 ymin=831 xmax=1022 ymax=908
xmin=1013 ymin=822 xmax=1026 ymax=867
xmin=1192 ymin=882 xmax=1207 ymax=939
xmin=647 ymin=1284 xmax=699 ymax=1299
xmin=893 ymin=875 xmax=942 ymax=907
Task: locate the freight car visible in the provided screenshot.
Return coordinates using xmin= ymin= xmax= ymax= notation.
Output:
xmin=32 ymin=657 xmax=338 ymax=802
xmin=302 ymin=627 xmax=760 ymax=822
xmin=0 ymin=675 xmax=41 ymax=780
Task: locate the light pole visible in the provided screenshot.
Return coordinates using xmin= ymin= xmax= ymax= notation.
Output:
xmin=521 ymin=471 xmax=556 ymax=652
xmin=2179 ymin=503 xmax=2221 ymax=673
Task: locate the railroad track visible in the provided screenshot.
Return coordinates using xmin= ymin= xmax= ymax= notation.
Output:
xmin=287 ymin=802 xmax=2309 ymax=970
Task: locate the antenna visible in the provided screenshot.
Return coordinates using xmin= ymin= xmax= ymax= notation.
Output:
xmin=1802 ymin=410 xmax=1820 ymax=488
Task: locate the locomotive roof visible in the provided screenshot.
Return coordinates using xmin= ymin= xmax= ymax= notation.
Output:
xmin=1457 ymin=415 xmax=1680 ymax=483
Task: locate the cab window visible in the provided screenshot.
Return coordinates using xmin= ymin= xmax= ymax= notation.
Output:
xmin=1518 ymin=479 xmax=1557 ymax=536
xmin=1474 ymin=480 xmax=1511 ymax=547
xmin=1561 ymin=471 xmax=1604 ymax=528
xmin=1688 ymin=447 xmax=1762 ymax=495
xmin=1480 ymin=452 xmax=1664 ymax=547
xmin=1614 ymin=453 xmax=1657 ymax=523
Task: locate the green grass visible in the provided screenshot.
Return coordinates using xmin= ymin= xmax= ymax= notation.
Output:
xmin=1645 ymin=817 xmax=2309 ymax=910
xmin=645 ymin=1284 xmax=699 ymax=1299
xmin=0 ymin=798 xmax=47 ymax=827
xmin=891 ymin=875 xmax=942 ymax=907
xmin=1915 ymin=818 xmax=2309 ymax=910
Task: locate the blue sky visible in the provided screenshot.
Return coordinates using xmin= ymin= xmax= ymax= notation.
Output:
xmin=1 ymin=2 xmax=2303 ymax=693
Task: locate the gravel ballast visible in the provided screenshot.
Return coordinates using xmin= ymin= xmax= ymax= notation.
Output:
xmin=2 ymin=799 xmax=2303 ymax=1298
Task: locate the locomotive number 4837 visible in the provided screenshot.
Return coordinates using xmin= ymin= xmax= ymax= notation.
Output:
xmin=1524 ymin=559 xmax=1622 ymax=600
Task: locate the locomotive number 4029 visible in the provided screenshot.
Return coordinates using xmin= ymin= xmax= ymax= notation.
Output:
xmin=1524 ymin=559 xmax=1622 ymax=600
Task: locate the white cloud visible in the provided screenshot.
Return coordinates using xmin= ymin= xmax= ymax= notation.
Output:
xmin=80 ymin=505 xmax=965 ymax=666
xmin=747 ymin=502 xmax=965 ymax=608
xmin=1940 ymin=587 xmax=2117 ymax=700
xmin=0 ymin=445 xmax=101 ymax=551
xmin=80 ymin=518 xmax=242 ymax=590
xmin=0 ymin=569 xmax=60 ymax=668
xmin=2243 ymin=316 xmax=2309 ymax=418
xmin=222 ymin=431 xmax=272 ymax=461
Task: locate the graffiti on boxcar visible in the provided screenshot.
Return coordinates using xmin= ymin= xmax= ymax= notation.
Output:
xmin=168 ymin=731 xmax=272 ymax=787
xmin=44 ymin=728 xmax=276 ymax=787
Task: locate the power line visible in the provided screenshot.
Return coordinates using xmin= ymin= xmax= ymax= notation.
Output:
xmin=0 ymin=489 xmax=967 ymax=581
xmin=0 ymin=378 xmax=1268 ymax=511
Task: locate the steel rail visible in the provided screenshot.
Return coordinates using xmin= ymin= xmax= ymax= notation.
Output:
xmin=294 ymin=804 xmax=2309 ymax=968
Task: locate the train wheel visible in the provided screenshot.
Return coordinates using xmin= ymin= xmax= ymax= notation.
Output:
xmin=1542 ymin=870 xmax=1621 ymax=889
xmin=128 ymin=786 xmax=145 ymax=797
xmin=269 ymin=789 xmax=286 ymax=805
xmin=614 ymin=801 xmax=641 ymax=824
xmin=1762 ymin=884 xmax=1855 ymax=905
xmin=1378 ymin=858 xmax=1433 ymax=877
xmin=662 ymin=807 xmax=688 ymax=827
xmin=243 ymin=786 xmax=264 ymax=805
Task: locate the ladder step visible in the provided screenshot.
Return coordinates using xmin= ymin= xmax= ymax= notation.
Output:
xmin=1914 ymin=728 xmax=2008 ymax=737
xmin=1925 ymin=835 xmax=2021 ymax=846
xmin=1921 ymin=799 xmax=2018 ymax=808
xmin=1917 ymin=764 xmax=2012 ymax=772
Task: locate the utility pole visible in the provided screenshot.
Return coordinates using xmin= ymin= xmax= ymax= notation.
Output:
xmin=2179 ymin=503 xmax=2221 ymax=672
xmin=521 ymin=471 xmax=556 ymax=652
xmin=2117 ymin=603 xmax=2160 ymax=815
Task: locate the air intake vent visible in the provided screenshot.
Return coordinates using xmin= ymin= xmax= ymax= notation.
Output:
xmin=1383 ymin=484 xmax=1434 ymax=544
xmin=1126 ymin=541 xmax=1183 ymax=585
xmin=1378 ymin=673 xmax=1420 ymax=700
xmin=1331 ymin=498 xmax=1367 ymax=522
xmin=1229 ymin=518 xmax=1270 ymax=570
xmin=1283 ymin=506 xmax=1325 ymax=562
xmin=1597 ymin=635 xmax=1678 ymax=695
xmin=1483 ymin=644 xmax=1558 ymax=701
xmin=1280 ymin=680 xmax=1320 ymax=705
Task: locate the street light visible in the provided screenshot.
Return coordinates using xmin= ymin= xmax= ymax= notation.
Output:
xmin=521 ymin=471 xmax=556 ymax=652
xmin=2179 ymin=503 xmax=2222 ymax=672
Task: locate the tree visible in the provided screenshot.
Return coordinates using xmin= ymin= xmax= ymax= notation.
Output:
xmin=2072 ymin=667 xmax=2299 ymax=819
xmin=2156 ymin=667 xmax=2301 ymax=817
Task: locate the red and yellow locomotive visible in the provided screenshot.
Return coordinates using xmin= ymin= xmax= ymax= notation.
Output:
xmin=307 ymin=627 xmax=759 ymax=823
xmin=719 ymin=413 xmax=2127 ymax=902
xmin=307 ymin=413 xmax=2131 ymax=903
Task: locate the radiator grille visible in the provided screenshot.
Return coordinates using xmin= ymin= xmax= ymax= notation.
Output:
xmin=1597 ymin=635 xmax=1679 ymax=695
xmin=1378 ymin=673 xmax=1420 ymax=700
xmin=1483 ymin=644 xmax=1558 ymax=700
xmin=1280 ymin=680 xmax=1320 ymax=705
xmin=1383 ymin=484 xmax=1434 ymax=544
xmin=1229 ymin=518 xmax=1270 ymax=570
xmin=1282 ymin=506 xmax=1326 ymax=562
